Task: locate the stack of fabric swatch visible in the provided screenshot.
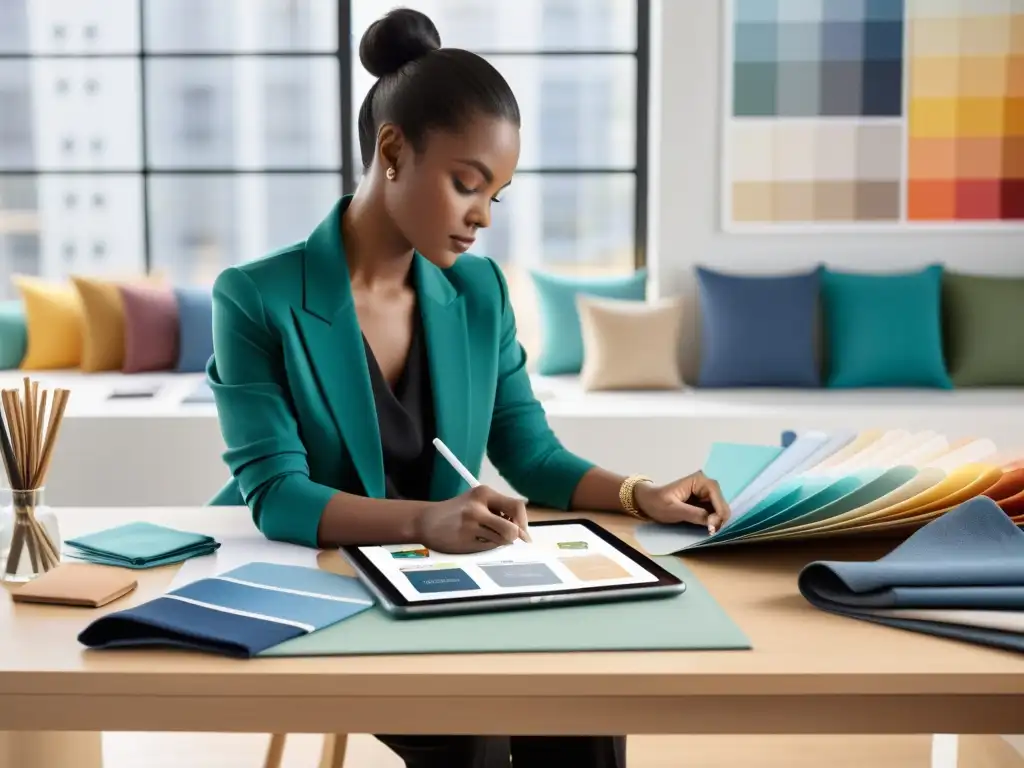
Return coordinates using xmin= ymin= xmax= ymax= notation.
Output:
xmin=65 ymin=521 xmax=220 ymax=568
xmin=798 ymin=496 xmax=1024 ymax=654
xmin=78 ymin=561 xmax=375 ymax=658
xmin=635 ymin=427 xmax=1024 ymax=556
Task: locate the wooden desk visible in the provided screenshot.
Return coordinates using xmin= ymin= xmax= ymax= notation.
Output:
xmin=1 ymin=506 xmax=1022 ymax=767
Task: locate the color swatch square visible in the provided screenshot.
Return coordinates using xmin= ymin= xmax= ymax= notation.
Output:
xmin=734 ymin=62 xmax=778 ymax=115
xmin=955 ymin=179 xmax=1002 ymax=218
xmin=402 ymin=567 xmax=479 ymax=594
xmin=777 ymin=21 xmax=821 ymax=61
xmin=908 ymin=179 xmax=957 ymax=220
xmin=866 ymin=0 xmax=904 ymax=21
xmin=820 ymin=61 xmax=864 ymax=115
xmin=1001 ymin=179 xmax=1024 ymax=217
xmin=958 ymin=56 xmax=1009 ymax=98
xmin=864 ymin=19 xmax=904 ymax=60
xmin=911 ymin=56 xmax=960 ymax=98
xmin=776 ymin=61 xmax=822 ymax=115
xmin=479 ymin=562 xmax=562 ymax=588
xmin=909 ymin=137 xmax=958 ymax=179
xmin=861 ymin=60 xmax=903 ymax=115
xmin=856 ymin=124 xmax=903 ymax=180
xmin=559 ymin=555 xmax=631 ymax=582
xmin=855 ymin=181 xmax=900 ymax=220
xmin=956 ymin=137 xmax=1003 ymax=177
xmin=735 ymin=22 xmax=778 ymax=62
xmin=812 ymin=181 xmax=856 ymax=220
xmin=735 ymin=0 xmax=779 ymax=23
xmin=777 ymin=0 xmax=821 ymax=23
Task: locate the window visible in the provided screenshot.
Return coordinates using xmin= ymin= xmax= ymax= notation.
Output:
xmin=0 ymin=0 xmax=648 ymax=362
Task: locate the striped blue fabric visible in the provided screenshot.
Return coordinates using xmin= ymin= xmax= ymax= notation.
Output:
xmin=78 ymin=562 xmax=375 ymax=658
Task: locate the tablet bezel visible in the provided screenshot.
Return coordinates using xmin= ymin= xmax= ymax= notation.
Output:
xmin=340 ymin=518 xmax=683 ymax=613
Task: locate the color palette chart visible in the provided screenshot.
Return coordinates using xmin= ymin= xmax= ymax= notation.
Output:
xmin=724 ymin=0 xmax=1024 ymax=229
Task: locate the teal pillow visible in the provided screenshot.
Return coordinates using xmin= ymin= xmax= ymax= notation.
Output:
xmin=0 ymin=300 xmax=27 ymax=370
xmin=822 ymin=265 xmax=952 ymax=389
xmin=531 ymin=269 xmax=648 ymax=375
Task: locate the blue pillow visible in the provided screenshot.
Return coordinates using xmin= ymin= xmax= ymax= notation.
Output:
xmin=531 ymin=269 xmax=648 ymax=375
xmin=822 ymin=265 xmax=952 ymax=389
xmin=0 ymin=300 xmax=27 ymax=370
xmin=696 ymin=266 xmax=822 ymax=388
xmin=174 ymin=287 xmax=214 ymax=373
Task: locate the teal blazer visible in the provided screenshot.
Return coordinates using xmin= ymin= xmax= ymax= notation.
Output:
xmin=207 ymin=197 xmax=593 ymax=547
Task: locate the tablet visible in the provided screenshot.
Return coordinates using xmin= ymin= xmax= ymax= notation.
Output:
xmin=341 ymin=518 xmax=685 ymax=618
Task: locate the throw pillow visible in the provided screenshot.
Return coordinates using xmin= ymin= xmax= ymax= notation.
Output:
xmin=695 ymin=265 xmax=822 ymax=387
xmin=72 ymin=275 xmax=164 ymax=372
xmin=175 ymin=287 xmax=214 ymax=373
xmin=71 ymin=276 xmax=128 ymax=372
xmin=530 ymin=269 xmax=647 ymax=375
xmin=822 ymin=265 xmax=952 ymax=389
xmin=13 ymin=276 xmax=85 ymax=370
xmin=943 ymin=272 xmax=1024 ymax=386
xmin=0 ymin=301 xmax=27 ymax=370
xmin=120 ymin=282 xmax=180 ymax=373
xmin=577 ymin=295 xmax=685 ymax=391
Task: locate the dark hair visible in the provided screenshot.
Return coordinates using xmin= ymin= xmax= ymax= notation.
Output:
xmin=357 ymin=7 xmax=521 ymax=169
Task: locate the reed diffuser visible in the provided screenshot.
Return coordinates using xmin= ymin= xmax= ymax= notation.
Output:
xmin=0 ymin=377 xmax=69 ymax=583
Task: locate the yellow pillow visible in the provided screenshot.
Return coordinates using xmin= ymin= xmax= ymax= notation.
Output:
xmin=13 ymin=276 xmax=85 ymax=370
xmin=71 ymin=275 xmax=163 ymax=372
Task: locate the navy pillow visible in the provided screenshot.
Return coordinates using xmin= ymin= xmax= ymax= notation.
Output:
xmin=696 ymin=266 xmax=822 ymax=388
xmin=175 ymin=287 xmax=214 ymax=373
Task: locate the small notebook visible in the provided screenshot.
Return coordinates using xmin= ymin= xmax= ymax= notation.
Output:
xmin=12 ymin=562 xmax=137 ymax=607
xmin=64 ymin=521 xmax=220 ymax=569
xmin=78 ymin=562 xmax=376 ymax=658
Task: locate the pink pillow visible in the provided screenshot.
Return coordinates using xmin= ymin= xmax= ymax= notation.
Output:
xmin=119 ymin=283 xmax=179 ymax=373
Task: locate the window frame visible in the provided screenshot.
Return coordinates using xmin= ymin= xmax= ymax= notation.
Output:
xmin=0 ymin=0 xmax=651 ymax=272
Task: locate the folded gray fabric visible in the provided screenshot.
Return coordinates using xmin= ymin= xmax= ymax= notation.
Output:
xmin=798 ymin=496 xmax=1024 ymax=654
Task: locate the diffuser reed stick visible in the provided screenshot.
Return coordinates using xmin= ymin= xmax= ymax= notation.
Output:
xmin=0 ymin=378 xmax=70 ymax=579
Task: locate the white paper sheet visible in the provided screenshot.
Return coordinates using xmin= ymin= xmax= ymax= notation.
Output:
xmin=167 ymin=536 xmax=321 ymax=590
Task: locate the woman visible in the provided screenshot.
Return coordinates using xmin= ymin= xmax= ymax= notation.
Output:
xmin=208 ymin=8 xmax=729 ymax=768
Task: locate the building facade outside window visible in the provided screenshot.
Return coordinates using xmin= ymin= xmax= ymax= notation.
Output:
xmin=0 ymin=0 xmax=648 ymax=364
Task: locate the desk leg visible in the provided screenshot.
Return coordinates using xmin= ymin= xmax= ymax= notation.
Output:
xmin=0 ymin=730 xmax=103 ymax=768
xmin=932 ymin=734 xmax=959 ymax=768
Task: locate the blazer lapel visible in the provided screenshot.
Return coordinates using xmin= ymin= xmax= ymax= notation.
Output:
xmin=292 ymin=198 xmax=385 ymax=499
xmin=415 ymin=255 xmax=472 ymax=501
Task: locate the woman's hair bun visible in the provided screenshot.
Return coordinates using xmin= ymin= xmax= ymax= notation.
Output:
xmin=359 ymin=8 xmax=442 ymax=78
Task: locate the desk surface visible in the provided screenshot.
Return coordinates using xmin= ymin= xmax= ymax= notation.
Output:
xmin=1 ymin=506 xmax=1022 ymax=736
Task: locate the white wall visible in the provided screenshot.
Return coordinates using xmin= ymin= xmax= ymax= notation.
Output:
xmin=648 ymin=0 xmax=1024 ymax=382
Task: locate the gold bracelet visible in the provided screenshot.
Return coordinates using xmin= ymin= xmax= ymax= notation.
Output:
xmin=619 ymin=474 xmax=653 ymax=520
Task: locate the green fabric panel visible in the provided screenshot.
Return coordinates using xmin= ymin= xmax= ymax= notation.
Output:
xmin=261 ymin=557 xmax=750 ymax=656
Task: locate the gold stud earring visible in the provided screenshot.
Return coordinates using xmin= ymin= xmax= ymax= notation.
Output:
xmin=386 ymin=166 xmax=396 ymax=181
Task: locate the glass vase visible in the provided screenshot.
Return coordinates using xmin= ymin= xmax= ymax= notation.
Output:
xmin=0 ymin=488 xmax=61 ymax=583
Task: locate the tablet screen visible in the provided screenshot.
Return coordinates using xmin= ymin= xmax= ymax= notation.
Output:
xmin=353 ymin=521 xmax=662 ymax=603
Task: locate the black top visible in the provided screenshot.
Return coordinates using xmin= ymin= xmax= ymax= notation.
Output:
xmin=363 ymin=310 xmax=436 ymax=501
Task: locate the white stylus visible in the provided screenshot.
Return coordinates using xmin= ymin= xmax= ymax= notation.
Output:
xmin=432 ymin=437 xmax=530 ymax=541
xmin=432 ymin=437 xmax=480 ymax=489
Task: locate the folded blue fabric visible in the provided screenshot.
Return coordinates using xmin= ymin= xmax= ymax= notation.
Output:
xmin=798 ymin=496 xmax=1024 ymax=654
xmin=78 ymin=562 xmax=376 ymax=658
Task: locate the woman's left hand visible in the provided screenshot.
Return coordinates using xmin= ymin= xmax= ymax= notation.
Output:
xmin=633 ymin=472 xmax=730 ymax=533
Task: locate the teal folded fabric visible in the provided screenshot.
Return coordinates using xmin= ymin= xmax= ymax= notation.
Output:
xmin=65 ymin=521 xmax=220 ymax=568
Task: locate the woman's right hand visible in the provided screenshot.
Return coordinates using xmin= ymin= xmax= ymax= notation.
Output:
xmin=415 ymin=485 xmax=531 ymax=553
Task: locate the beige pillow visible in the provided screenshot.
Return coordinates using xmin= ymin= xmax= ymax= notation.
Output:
xmin=577 ymin=295 xmax=685 ymax=391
